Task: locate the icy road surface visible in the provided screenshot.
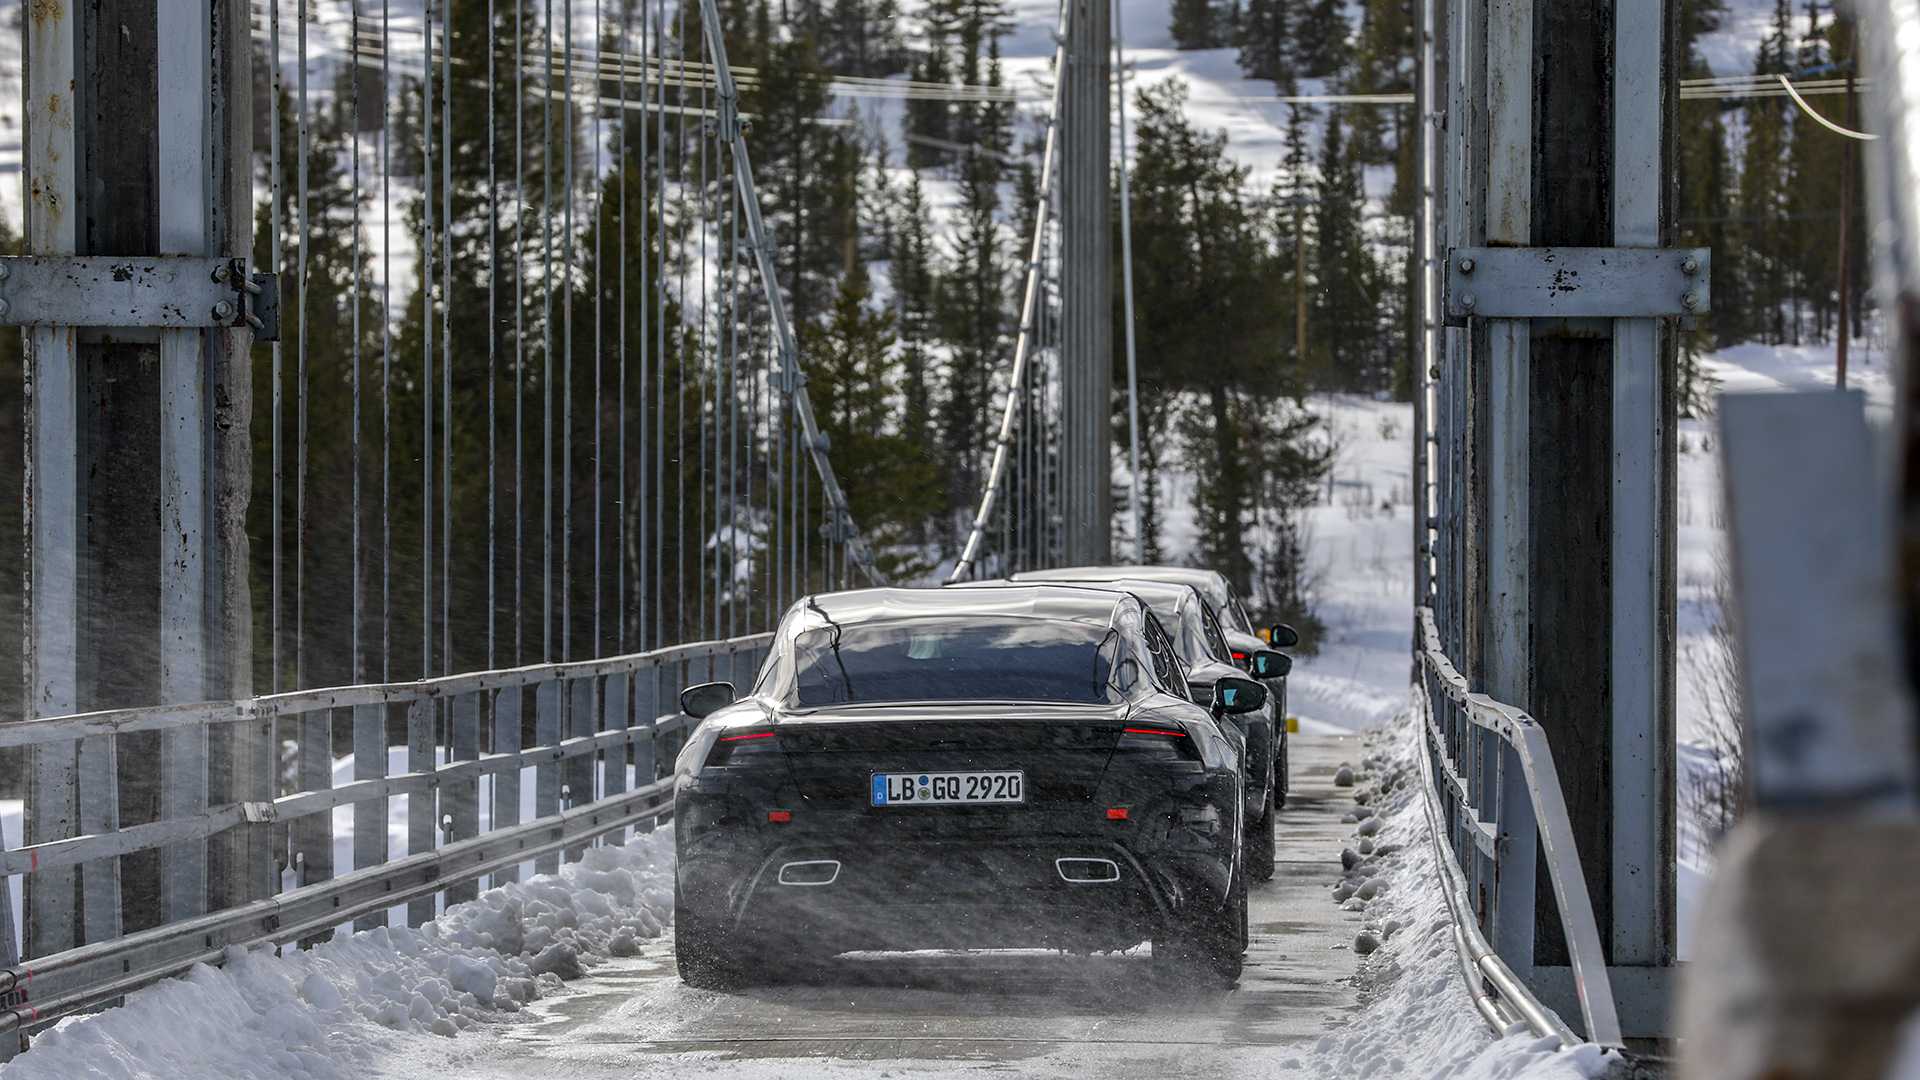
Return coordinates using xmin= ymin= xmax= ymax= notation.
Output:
xmin=381 ymin=734 xmax=1369 ymax=1079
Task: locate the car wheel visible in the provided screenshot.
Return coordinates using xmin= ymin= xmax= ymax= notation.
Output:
xmin=1154 ymin=868 xmax=1247 ymax=987
xmin=674 ymin=876 xmax=747 ymax=990
xmin=1248 ymin=786 xmax=1277 ymax=883
xmin=1274 ymin=736 xmax=1289 ymax=810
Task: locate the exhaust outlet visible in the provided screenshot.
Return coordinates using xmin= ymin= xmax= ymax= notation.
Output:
xmin=777 ymin=860 xmax=841 ymax=886
xmin=1055 ymin=857 xmax=1121 ymax=884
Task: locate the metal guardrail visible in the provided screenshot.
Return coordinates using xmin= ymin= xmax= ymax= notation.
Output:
xmin=0 ymin=632 xmax=774 ymax=1044
xmin=1414 ymin=606 xmax=1624 ymax=1049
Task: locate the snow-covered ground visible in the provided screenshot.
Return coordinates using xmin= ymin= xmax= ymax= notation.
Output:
xmin=1291 ymin=710 xmax=1614 ymax=1080
xmin=2 ymin=832 xmax=676 ymax=1080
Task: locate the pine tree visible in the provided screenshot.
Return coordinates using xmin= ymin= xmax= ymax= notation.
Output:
xmin=1346 ymin=0 xmax=1413 ymax=164
xmin=1126 ymin=79 xmax=1325 ymax=591
xmin=892 ymin=171 xmax=944 ymax=542
xmin=1171 ymin=0 xmax=1222 ymax=49
xmin=934 ymin=22 xmax=1013 ymax=540
xmin=1291 ymin=0 xmax=1350 ymax=78
xmin=1311 ymin=109 xmax=1383 ymax=389
xmin=802 ymin=268 xmax=943 ymax=575
xmin=1237 ymin=0 xmax=1294 ymax=81
xmin=1740 ymin=0 xmax=1796 ymax=344
xmin=252 ymin=71 xmax=389 ymax=687
xmin=1674 ymin=0 xmax=1733 ymax=392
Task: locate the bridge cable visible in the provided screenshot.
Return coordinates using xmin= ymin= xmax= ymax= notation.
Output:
xmin=1114 ymin=0 xmax=1144 ymax=561
xmin=695 ymin=0 xmax=889 ymax=588
xmin=946 ymin=3 xmax=1071 ymax=583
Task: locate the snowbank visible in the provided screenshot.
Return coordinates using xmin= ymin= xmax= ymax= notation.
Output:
xmin=1284 ymin=702 xmax=1615 ymax=1080
xmin=2 ymin=831 xmax=675 ymax=1080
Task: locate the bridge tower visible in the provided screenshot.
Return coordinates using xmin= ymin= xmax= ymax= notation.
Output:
xmin=1420 ymin=0 xmax=1688 ymax=1040
xmin=1058 ymin=0 xmax=1113 ymax=566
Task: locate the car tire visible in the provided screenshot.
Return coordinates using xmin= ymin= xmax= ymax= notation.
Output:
xmin=1248 ymin=785 xmax=1277 ymax=883
xmin=674 ymin=876 xmax=747 ymax=990
xmin=1274 ymin=736 xmax=1289 ymax=810
xmin=1155 ymin=867 xmax=1247 ymax=987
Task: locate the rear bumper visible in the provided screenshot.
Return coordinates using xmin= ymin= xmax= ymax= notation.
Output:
xmin=677 ymin=818 xmax=1236 ymax=954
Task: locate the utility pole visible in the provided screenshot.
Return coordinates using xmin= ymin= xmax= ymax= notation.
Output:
xmin=1059 ymin=0 xmax=1112 ymax=566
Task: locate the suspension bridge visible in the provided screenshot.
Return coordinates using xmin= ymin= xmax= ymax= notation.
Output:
xmin=1 ymin=0 xmax=1918 ymax=1077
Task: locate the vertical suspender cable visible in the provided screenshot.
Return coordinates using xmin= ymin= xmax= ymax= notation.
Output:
xmin=296 ymin=0 xmax=311 ymax=687
xmin=422 ymin=0 xmax=437 ymax=678
xmin=591 ymin=0 xmax=606 ymax=657
xmin=542 ymin=0 xmax=555 ymax=662
xmin=442 ymin=0 xmax=455 ymax=675
xmin=593 ymin=0 xmax=605 ymax=661
xmin=488 ymin=0 xmax=500 ymax=671
xmin=652 ymin=0 xmax=666 ymax=650
xmin=727 ymin=146 xmax=740 ymax=638
xmin=382 ymin=0 xmax=393 ymax=681
xmin=638 ymin=0 xmax=653 ymax=652
xmin=514 ymin=0 xmax=526 ymax=667
xmin=618 ymin=5 xmax=629 ymax=654
xmin=698 ymin=57 xmax=711 ymax=640
xmin=683 ymin=2 xmax=698 ymax=630
xmin=352 ymin=2 xmax=364 ymax=683
xmin=269 ymin=0 xmax=284 ymax=691
xmin=945 ymin=6 xmax=1068 ymax=584
xmin=562 ymin=0 xmax=575 ymax=662
xmin=1114 ymin=0 xmax=1144 ymax=562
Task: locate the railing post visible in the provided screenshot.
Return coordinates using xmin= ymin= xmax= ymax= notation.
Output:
xmin=633 ymin=663 xmax=660 ymax=834
xmin=446 ymin=692 xmax=480 ymax=903
xmin=1492 ymin=737 xmax=1538 ymax=978
xmin=534 ymin=681 xmax=561 ymax=875
xmin=293 ymin=707 xmax=334 ymax=904
xmin=492 ymin=687 xmax=522 ymax=884
xmin=352 ymin=702 xmax=388 ymax=929
xmin=406 ymin=698 xmax=436 ymax=927
xmin=602 ymin=672 xmax=630 ymax=845
xmin=564 ymin=678 xmax=596 ymax=861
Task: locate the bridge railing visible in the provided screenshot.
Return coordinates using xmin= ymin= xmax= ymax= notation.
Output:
xmin=1414 ymin=606 xmax=1623 ymax=1049
xmin=0 ymin=632 xmax=772 ymax=1045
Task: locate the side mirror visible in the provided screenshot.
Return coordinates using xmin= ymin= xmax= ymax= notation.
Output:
xmin=680 ymin=681 xmax=736 ymax=720
xmin=1211 ymin=675 xmax=1268 ymax=716
xmin=1251 ymin=649 xmax=1292 ymax=679
xmin=1266 ymin=624 xmax=1300 ymax=648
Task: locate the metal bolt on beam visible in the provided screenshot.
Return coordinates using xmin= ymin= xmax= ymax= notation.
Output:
xmin=1458 ymin=256 xmax=1476 ymax=274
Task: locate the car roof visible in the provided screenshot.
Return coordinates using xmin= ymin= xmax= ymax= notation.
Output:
xmin=790 ymin=585 xmax=1136 ymax=633
xmin=949 ymin=576 xmax=1199 ymax=610
xmin=1011 ymin=564 xmax=1232 ymax=604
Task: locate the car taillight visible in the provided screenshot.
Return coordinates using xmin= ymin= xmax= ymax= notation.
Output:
xmin=705 ymin=729 xmax=781 ymax=766
xmin=1117 ymin=725 xmax=1199 ymax=760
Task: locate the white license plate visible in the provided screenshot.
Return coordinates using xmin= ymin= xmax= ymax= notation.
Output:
xmin=870 ymin=770 xmax=1024 ymax=806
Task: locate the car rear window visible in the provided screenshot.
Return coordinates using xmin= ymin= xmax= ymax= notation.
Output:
xmin=786 ymin=617 xmax=1118 ymax=707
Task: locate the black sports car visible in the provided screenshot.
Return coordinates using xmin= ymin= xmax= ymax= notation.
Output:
xmin=671 ymin=586 xmax=1266 ymax=989
xmin=1011 ymin=565 xmax=1298 ymax=806
xmin=948 ymin=577 xmax=1287 ymax=882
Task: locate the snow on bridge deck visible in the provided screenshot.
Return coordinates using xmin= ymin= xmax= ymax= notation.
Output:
xmin=430 ymin=734 xmax=1370 ymax=1078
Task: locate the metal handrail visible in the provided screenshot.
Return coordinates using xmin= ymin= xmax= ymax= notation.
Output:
xmin=0 ymin=777 xmax=677 ymax=1036
xmin=1414 ymin=606 xmax=1624 ymax=1049
xmin=0 ymin=631 xmax=776 ymax=1040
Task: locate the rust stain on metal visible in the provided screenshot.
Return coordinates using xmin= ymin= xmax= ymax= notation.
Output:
xmin=28 ymin=0 xmax=64 ymax=28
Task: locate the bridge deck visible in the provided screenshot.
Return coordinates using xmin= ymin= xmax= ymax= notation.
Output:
xmin=439 ymin=733 xmax=1369 ymax=1078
